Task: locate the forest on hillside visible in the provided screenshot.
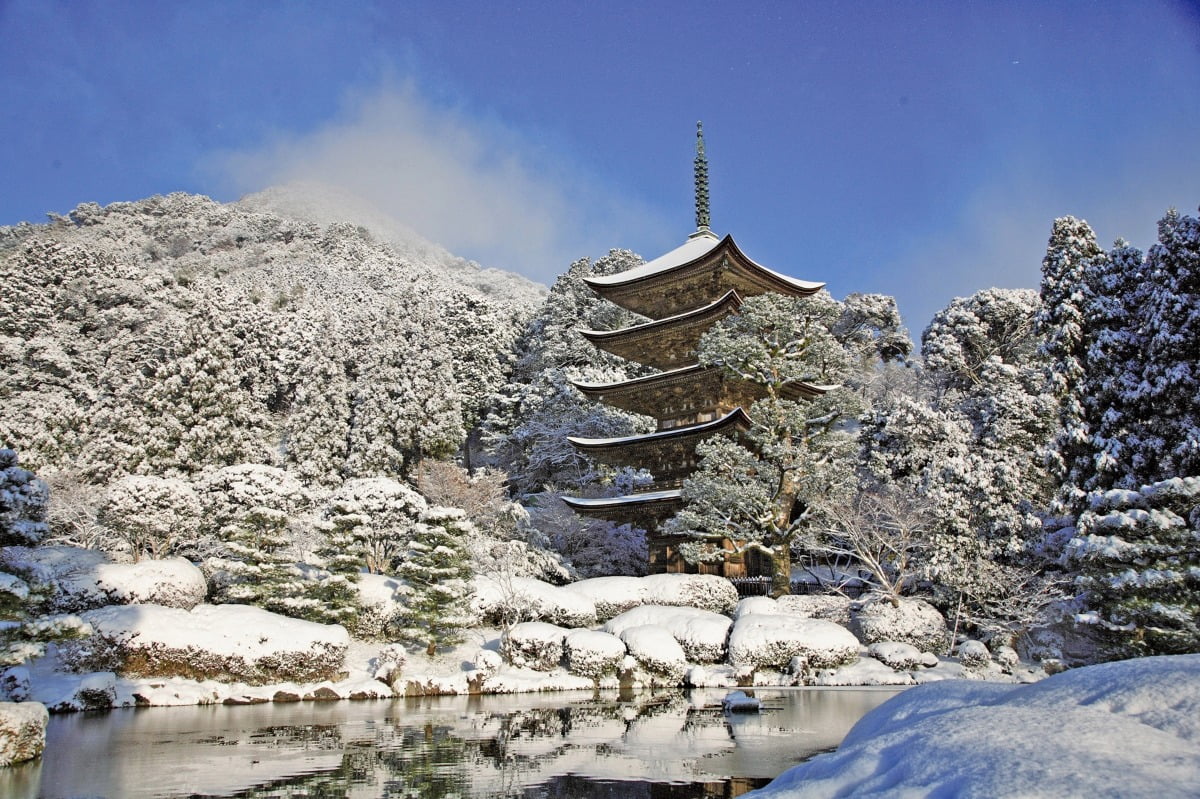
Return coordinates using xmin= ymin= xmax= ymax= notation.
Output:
xmin=1 ymin=193 xmax=1197 ymax=663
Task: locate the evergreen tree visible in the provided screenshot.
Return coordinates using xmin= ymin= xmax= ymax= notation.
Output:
xmin=325 ymin=477 xmax=427 ymax=574
xmin=1066 ymin=476 xmax=1200 ymax=658
xmin=1036 ymin=217 xmax=1105 ymax=510
xmin=393 ymin=507 xmax=476 ymax=655
xmin=666 ymin=292 xmax=863 ymax=596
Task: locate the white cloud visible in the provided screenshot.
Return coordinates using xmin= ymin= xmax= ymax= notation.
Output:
xmin=210 ymin=80 xmax=672 ymax=284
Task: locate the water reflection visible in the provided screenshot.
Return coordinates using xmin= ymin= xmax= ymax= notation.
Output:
xmin=4 ymin=687 xmax=900 ymax=798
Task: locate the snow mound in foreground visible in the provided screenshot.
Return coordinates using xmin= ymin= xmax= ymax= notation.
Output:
xmin=748 ymin=654 xmax=1200 ymax=798
xmin=60 ymin=604 xmax=349 ymax=684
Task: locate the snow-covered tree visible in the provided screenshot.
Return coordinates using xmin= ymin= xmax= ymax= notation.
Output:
xmin=392 ymin=507 xmax=476 ymax=655
xmin=1036 ymin=217 xmax=1105 ymax=509
xmin=99 ymin=475 xmax=201 ymax=561
xmin=0 ymin=449 xmax=49 ymax=547
xmin=1065 ymin=477 xmax=1200 ymax=658
xmin=325 ymin=477 xmax=426 ymax=574
xmin=667 ymin=292 xmax=863 ymax=596
xmin=482 ymin=250 xmax=653 ymax=495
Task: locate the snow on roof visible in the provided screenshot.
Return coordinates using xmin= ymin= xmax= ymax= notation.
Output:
xmin=568 ymin=407 xmax=749 ymax=448
xmin=560 ymin=489 xmax=682 ymax=508
xmin=570 ymin=363 xmax=703 ymax=391
xmin=576 ymin=290 xmax=743 ymax=340
xmin=585 ymin=232 xmax=824 ymax=293
xmin=586 ymin=230 xmax=722 ymax=287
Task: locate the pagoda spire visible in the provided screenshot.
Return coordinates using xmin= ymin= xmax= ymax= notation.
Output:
xmin=693 ymin=121 xmax=711 ymax=233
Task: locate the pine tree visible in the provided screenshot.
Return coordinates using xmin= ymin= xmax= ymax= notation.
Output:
xmin=666 ymin=292 xmax=863 ymax=596
xmin=1066 ymin=477 xmax=1200 ymax=658
xmin=325 ymin=477 xmax=427 ymax=574
xmin=393 ymin=507 xmax=476 ymax=655
xmin=1036 ymin=217 xmax=1105 ymax=510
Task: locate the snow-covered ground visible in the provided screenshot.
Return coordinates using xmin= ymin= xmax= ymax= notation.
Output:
xmin=748 ymin=654 xmax=1200 ymax=798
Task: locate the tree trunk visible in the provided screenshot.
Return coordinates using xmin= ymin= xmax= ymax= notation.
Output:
xmin=426 ymin=640 xmax=436 ymax=657
xmin=770 ymin=547 xmax=792 ymax=597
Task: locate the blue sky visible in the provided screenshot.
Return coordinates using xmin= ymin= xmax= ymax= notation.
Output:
xmin=2 ymin=1 xmax=1198 ymax=330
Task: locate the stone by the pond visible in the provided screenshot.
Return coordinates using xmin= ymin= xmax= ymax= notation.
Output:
xmin=0 ymin=701 xmax=49 ymax=766
xmin=722 ymin=690 xmax=761 ymax=713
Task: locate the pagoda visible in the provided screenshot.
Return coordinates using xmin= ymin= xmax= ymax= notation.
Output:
xmin=563 ymin=123 xmax=828 ymax=575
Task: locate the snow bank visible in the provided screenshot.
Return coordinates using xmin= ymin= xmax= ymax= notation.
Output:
xmin=561 ymin=576 xmax=644 ymax=620
xmin=0 ymin=546 xmax=207 ymax=611
xmin=851 ymin=595 xmax=948 ymax=653
xmin=563 ymin=629 xmax=626 ymax=679
xmin=728 ymin=614 xmax=860 ymax=672
xmin=748 ymin=654 xmax=1200 ymax=799
xmin=60 ymin=604 xmax=349 ymax=684
xmin=501 ymin=622 xmax=567 ymax=671
xmin=0 ymin=701 xmax=47 ymax=766
xmin=473 ymin=576 xmax=597 ymax=628
xmin=603 ymin=605 xmax=732 ymax=663
xmin=639 ymin=573 xmax=739 ymax=614
xmin=619 ymin=626 xmax=687 ymax=683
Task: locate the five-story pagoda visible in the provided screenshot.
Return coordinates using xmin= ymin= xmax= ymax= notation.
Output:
xmin=563 ymin=124 xmax=829 ymax=575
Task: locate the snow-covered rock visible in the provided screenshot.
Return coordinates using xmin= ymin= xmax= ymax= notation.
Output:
xmin=992 ymin=644 xmax=1020 ymax=671
xmin=868 ymin=641 xmax=935 ymax=671
xmin=639 ymin=574 xmax=739 ymax=614
xmin=619 ymin=625 xmax=687 ymax=684
xmin=473 ymin=576 xmax=597 ymax=628
xmin=747 ymin=654 xmax=1200 ymax=799
xmin=722 ymin=690 xmax=761 ymax=713
xmin=775 ymin=594 xmax=854 ymax=625
xmin=0 ymin=701 xmax=48 ymax=766
xmin=0 ymin=546 xmax=207 ymax=611
xmin=563 ymin=630 xmax=626 ymax=679
xmin=851 ymin=595 xmax=949 ymax=653
xmin=59 ymin=604 xmax=349 ymax=684
xmin=561 ymin=576 xmax=645 ymax=621
xmin=728 ymin=614 xmax=860 ymax=672
xmin=501 ymin=622 xmax=567 ymax=671
xmin=603 ymin=605 xmax=732 ymax=663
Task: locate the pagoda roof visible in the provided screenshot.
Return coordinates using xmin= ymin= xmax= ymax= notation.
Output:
xmin=560 ymin=489 xmax=683 ymax=522
xmin=584 ymin=231 xmax=824 ymax=319
xmin=571 ymin=366 xmax=835 ymax=418
xmin=577 ymin=290 xmax=743 ymax=369
xmin=568 ymin=406 xmax=752 ymax=452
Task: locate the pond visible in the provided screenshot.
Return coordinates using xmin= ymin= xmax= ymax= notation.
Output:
xmin=3 ymin=687 xmax=902 ymax=798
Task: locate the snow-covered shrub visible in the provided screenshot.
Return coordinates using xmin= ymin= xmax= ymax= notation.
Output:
xmin=775 ymin=594 xmax=854 ymax=626
xmin=61 ymin=604 xmax=348 ymax=684
xmin=867 ymin=641 xmax=935 ymax=671
xmin=352 ymin=573 xmax=408 ymax=640
xmin=0 ymin=450 xmax=49 ymax=546
xmin=501 ymin=622 xmax=567 ymax=671
xmin=851 ymin=595 xmax=949 ymax=653
xmin=562 ymin=576 xmax=647 ymax=620
xmin=99 ymin=475 xmax=201 ymax=561
xmin=639 ymin=574 xmax=738 ymax=614
xmin=473 ymin=648 xmax=502 ymax=679
xmin=372 ymin=644 xmax=407 ymax=687
xmin=957 ymin=640 xmax=992 ymax=671
xmin=564 ymin=629 xmax=626 ymax=679
xmin=0 ymin=701 xmax=48 ymax=766
xmin=472 ymin=575 xmax=596 ymax=629
xmin=603 ymin=605 xmax=731 ymax=663
xmin=728 ymin=614 xmax=860 ymax=672
xmin=992 ymin=644 xmax=1020 ymax=671
xmin=619 ymin=625 xmax=687 ymax=684
xmin=324 ymin=476 xmax=425 ymax=574
xmin=734 ymin=596 xmax=779 ymax=618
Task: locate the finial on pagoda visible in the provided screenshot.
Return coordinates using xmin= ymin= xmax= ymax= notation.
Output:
xmin=693 ymin=121 xmax=711 ymax=234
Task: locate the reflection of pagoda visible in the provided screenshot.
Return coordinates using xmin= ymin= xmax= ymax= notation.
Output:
xmin=563 ymin=123 xmax=826 ymax=575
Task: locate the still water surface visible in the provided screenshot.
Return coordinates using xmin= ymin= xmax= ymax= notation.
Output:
xmin=4 ymin=687 xmax=901 ymax=798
